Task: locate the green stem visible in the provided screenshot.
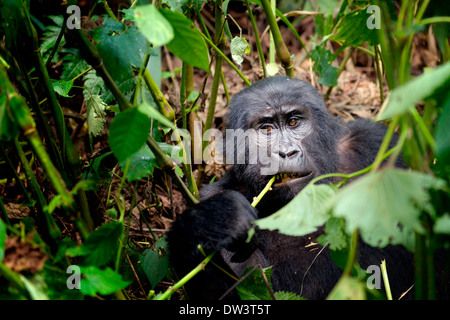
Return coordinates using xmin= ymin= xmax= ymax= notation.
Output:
xmin=251 ymin=176 xmax=275 ymax=207
xmin=380 ymin=260 xmax=393 ymax=300
xmin=143 ymin=69 xmax=175 ymax=121
xmin=419 ymin=16 xmax=450 ymax=25
xmin=370 ymin=117 xmax=399 ymax=172
xmin=101 ymin=0 xmax=118 ymax=21
xmin=245 ymin=0 xmax=267 ymax=77
xmin=0 ymin=261 xmax=29 ymax=298
xmin=343 ymin=229 xmax=359 ymax=277
xmin=155 ymin=251 xmax=216 ymax=300
xmin=374 ymin=46 xmax=385 ymax=104
xmin=260 ymin=0 xmax=294 ymax=77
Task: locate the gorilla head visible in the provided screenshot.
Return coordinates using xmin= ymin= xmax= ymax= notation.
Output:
xmin=225 ymin=76 xmax=344 ymax=206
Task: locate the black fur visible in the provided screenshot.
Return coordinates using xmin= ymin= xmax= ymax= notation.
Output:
xmin=167 ymin=76 xmax=446 ymax=300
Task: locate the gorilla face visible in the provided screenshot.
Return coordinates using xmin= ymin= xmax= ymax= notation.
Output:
xmin=226 ymin=76 xmax=342 ymax=202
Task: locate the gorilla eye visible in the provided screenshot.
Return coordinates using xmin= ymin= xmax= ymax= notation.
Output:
xmin=260 ymin=124 xmax=274 ymax=133
xmin=288 ymin=117 xmax=300 ymax=127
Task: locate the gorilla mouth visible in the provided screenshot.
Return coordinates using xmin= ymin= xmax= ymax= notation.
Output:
xmin=272 ymin=171 xmax=313 ymax=187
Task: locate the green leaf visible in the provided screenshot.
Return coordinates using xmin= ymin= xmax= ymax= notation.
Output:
xmin=160 ymin=9 xmax=209 ymax=71
xmin=142 ymin=238 xmax=170 ymax=288
xmin=377 ymin=62 xmax=450 ymax=120
xmin=310 ymin=46 xmax=338 ymax=87
xmin=230 ymin=36 xmax=250 ymax=66
xmin=134 ymin=4 xmax=174 ymax=47
xmin=40 ymin=15 xmax=66 ymax=63
xmin=66 ymin=221 xmax=123 ymax=267
xmin=109 ymin=104 xmax=152 ymax=163
xmin=120 ymin=144 xmax=156 ymax=181
xmin=51 ymin=79 xmax=74 ymax=97
xmin=61 ymin=49 xmax=90 ymax=81
xmin=434 ymin=214 xmax=450 ymax=235
xmin=84 ymin=92 xmax=107 ymax=137
xmin=329 ymin=7 xmax=378 ymax=47
xmin=435 ymin=92 xmax=450 ymax=174
xmin=329 ymin=168 xmax=446 ymax=248
xmin=236 ymin=266 xmax=273 ymax=300
xmin=326 ymin=275 xmax=366 ymax=300
xmin=254 ymin=184 xmax=335 ymax=236
xmin=119 ymin=7 xmax=135 ymax=21
xmin=317 ymin=217 xmax=348 ymax=251
xmin=0 ymin=219 xmax=6 ymax=260
xmin=274 ymin=291 xmax=306 ymax=300
xmin=92 ymin=18 xmax=149 ymax=103
xmin=80 ymin=266 xmax=131 ymax=296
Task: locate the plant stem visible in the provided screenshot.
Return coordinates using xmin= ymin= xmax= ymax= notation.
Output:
xmin=155 ymin=251 xmax=216 ymax=300
xmin=380 ymin=260 xmax=393 ymax=300
xmin=101 ymin=0 xmax=118 ymax=21
xmin=198 ymin=0 xmax=226 ymax=186
xmin=260 ymin=0 xmax=294 ymax=77
xmin=374 ymin=46 xmax=385 ymax=103
xmin=343 ymin=229 xmax=359 ymax=277
xmin=251 ymin=176 xmax=275 ymax=207
xmin=0 ymin=261 xmax=29 ymax=298
xmin=245 ymin=0 xmax=267 ymax=77
xmin=13 ymin=138 xmax=61 ymax=242
xmin=143 ymin=69 xmax=175 ymax=121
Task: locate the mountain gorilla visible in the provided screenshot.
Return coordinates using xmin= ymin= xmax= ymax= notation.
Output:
xmin=167 ymin=76 xmax=416 ymax=300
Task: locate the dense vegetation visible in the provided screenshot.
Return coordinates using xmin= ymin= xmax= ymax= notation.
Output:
xmin=0 ymin=0 xmax=449 ymax=300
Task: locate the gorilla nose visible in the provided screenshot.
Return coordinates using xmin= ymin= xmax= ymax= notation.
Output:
xmin=279 ymin=149 xmax=300 ymax=159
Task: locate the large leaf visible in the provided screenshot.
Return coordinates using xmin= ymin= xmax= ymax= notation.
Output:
xmin=329 ymin=168 xmax=446 ymax=248
xmin=254 ymin=183 xmax=336 ymax=236
xmin=160 ymin=9 xmax=209 ymax=71
xmin=310 ymin=46 xmax=338 ymax=87
xmin=329 ymin=7 xmax=378 ymax=48
xmin=66 ymin=221 xmax=123 ymax=267
xmin=134 ymin=4 xmax=174 ymax=47
xmin=109 ymin=104 xmax=152 ymax=163
xmin=326 ymin=275 xmax=366 ymax=300
xmin=80 ymin=266 xmax=131 ymax=296
xmin=142 ymin=237 xmax=170 ymax=288
xmin=377 ymin=62 xmax=450 ymax=120
xmin=92 ymin=18 xmax=149 ymax=102
xmin=435 ymin=92 xmax=450 ymax=175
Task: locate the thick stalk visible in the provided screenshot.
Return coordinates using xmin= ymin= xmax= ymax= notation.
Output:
xmin=197 ymin=0 xmax=226 ymax=186
xmin=260 ymin=0 xmax=294 ymax=77
xmin=245 ymin=0 xmax=267 ymax=77
xmin=13 ymin=138 xmax=61 ymax=242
